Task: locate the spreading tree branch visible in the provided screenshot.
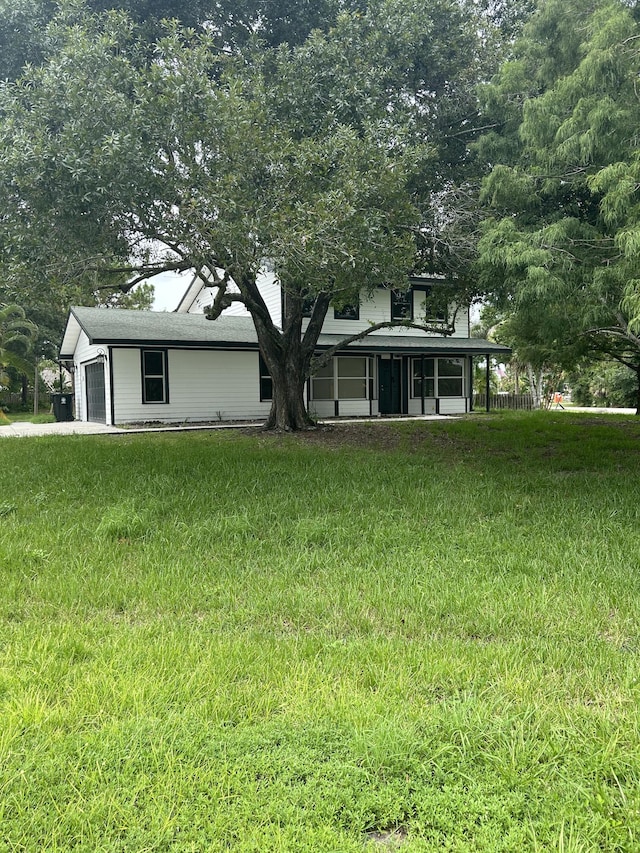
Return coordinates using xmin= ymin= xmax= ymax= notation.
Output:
xmin=311 ymin=318 xmax=456 ymax=371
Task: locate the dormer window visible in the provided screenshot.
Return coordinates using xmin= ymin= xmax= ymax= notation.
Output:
xmin=391 ymin=288 xmax=413 ymax=320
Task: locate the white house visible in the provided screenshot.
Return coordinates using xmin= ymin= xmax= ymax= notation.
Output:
xmin=59 ymin=276 xmax=510 ymax=425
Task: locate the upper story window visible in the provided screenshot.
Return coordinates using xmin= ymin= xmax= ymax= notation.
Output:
xmin=141 ymin=349 xmax=169 ymax=404
xmin=418 ymin=285 xmax=448 ymax=323
xmin=334 ymin=303 xmax=360 ymax=321
xmin=391 ymin=288 xmax=413 ymax=320
xmin=283 ymin=292 xmax=317 ymax=319
xmin=300 ymin=294 xmax=316 ymax=318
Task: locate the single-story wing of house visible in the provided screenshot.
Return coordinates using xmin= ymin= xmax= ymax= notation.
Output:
xmin=59 ymin=300 xmax=511 ymax=425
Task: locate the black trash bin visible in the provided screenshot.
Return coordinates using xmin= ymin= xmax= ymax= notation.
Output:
xmin=51 ymin=393 xmax=74 ymax=422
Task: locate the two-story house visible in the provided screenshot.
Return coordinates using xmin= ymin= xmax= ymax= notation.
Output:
xmin=59 ymin=274 xmax=509 ymax=425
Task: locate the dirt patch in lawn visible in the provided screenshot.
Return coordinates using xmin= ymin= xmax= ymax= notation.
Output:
xmin=250 ymin=419 xmax=468 ymax=454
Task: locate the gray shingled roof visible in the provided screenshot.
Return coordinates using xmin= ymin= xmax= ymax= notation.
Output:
xmin=60 ymin=306 xmax=510 ymax=358
xmin=69 ymin=306 xmax=256 ymax=344
xmin=316 ymin=334 xmax=511 ymax=355
xmin=59 ymin=307 xmax=260 ymax=357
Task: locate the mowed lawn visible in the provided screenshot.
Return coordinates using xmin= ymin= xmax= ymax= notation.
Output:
xmin=1 ymin=412 xmax=640 ymax=852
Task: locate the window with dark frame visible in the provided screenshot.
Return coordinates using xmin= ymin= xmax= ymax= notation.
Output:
xmin=299 ymin=293 xmax=316 ymax=318
xmin=391 ymin=288 xmax=413 ymax=320
xmin=141 ymin=349 xmax=168 ymax=403
xmin=418 ymin=285 xmax=447 ymax=323
xmin=410 ymin=356 xmax=464 ymax=398
xmin=334 ymin=303 xmax=360 ymax=321
xmin=411 ymin=358 xmax=435 ymax=398
xmin=311 ymin=357 xmax=373 ymax=400
xmin=337 ymin=356 xmax=368 ymax=399
xmin=437 ymin=357 xmax=464 ymax=396
xmin=311 ymin=360 xmax=334 ymax=400
xmin=433 ymin=307 xmax=448 ymax=323
xmin=259 ymin=354 xmax=273 ymax=401
xmin=283 ymin=292 xmax=316 ymax=318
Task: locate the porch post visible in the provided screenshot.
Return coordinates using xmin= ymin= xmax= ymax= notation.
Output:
xmin=485 ymin=353 xmax=491 ymax=413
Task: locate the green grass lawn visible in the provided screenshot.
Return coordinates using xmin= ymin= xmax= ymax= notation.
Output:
xmin=1 ymin=411 xmax=640 ymax=851
xmin=3 ymin=411 xmax=56 ymax=424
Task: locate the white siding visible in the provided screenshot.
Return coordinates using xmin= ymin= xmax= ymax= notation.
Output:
xmin=309 ymin=400 xmax=373 ymax=419
xmin=336 ymin=400 xmax=371 ymax=417
xmin=309 ymin=289 xmax=468 ymax=338
xmin=445 ymin=304 xmax=469 ymax=338
xmin=309 ymin=400 xmax=335 ymax=419
xmin=186 ymin=284 xmax=252 ymax=317
xmin=183 ymin=278 xmax=467 ymax=338
xmin=438 ymin=398 xmax=467 ymax=415
xmin=408 ymin=398 xmax=462 ymax=415
xmin=407 ymin=398 xmax=437 ymax=416
xmin=186 ymin=271 xmax=282 ymax=327
xmin=111 ymin=348 xmax=272 ymax=424
xmin=251 ymin=272 xmax=282 ymax=327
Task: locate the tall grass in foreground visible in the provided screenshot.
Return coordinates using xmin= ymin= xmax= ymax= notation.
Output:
xmin=1 ymin=411 xmax=640 ymax=851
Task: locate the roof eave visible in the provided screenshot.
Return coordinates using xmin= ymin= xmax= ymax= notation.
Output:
xmin=58 ymin=310 xmax=84 ymax=359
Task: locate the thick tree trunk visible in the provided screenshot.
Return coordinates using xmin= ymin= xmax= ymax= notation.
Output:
xmin=232 ymin=271 xmax=329 ymax=430
xmin=254 ymin=311 xmax=317 ymax=431
xmin=264 ymin=365 xmax=315 ymax=430
xmin=635 ymin=370 xmax=640 ymax=415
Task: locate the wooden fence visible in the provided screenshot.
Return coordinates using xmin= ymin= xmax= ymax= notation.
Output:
xmin=0 ymin=392 xmax=53 ymax=412
xmin=473 ymin=393 xmax=535 ymax=411
xmin=0 ymin=392 xmax=32 ymax=410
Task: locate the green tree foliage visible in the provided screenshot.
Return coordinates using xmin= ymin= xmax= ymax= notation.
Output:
xmin=0 ymin=2 xmax=483 ymax=429
xmin=0 ymin=303 xmax=38 ymax=386
xmin=569 ymin=359 xmax=640 ymax=409
xmin=476 ymin=0 xmax=640 ymax=406
xmin=474 ymin=302 xmax=567 ymax=407
xmin=0 ymin=0 xmax=57 ymax=81
xmin=0 ymin=0 xmax=356 ymax=81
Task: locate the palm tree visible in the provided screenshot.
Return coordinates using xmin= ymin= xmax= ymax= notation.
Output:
xmin=0 ymin=303 xmax=38 ymax=388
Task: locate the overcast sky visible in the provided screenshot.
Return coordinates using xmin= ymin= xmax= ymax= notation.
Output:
xmin=150 ymin=270 xmax=192 ymax=311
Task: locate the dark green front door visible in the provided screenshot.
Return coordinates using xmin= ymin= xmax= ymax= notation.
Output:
xmin=378 ymin=358 xmax=401 ymax=414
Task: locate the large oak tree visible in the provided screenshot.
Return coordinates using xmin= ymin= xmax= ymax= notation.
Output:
xmin=0 ymin=0 xmax=360 ymax=360
xmin=0 ymin=1 xmax=482 ymax=429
